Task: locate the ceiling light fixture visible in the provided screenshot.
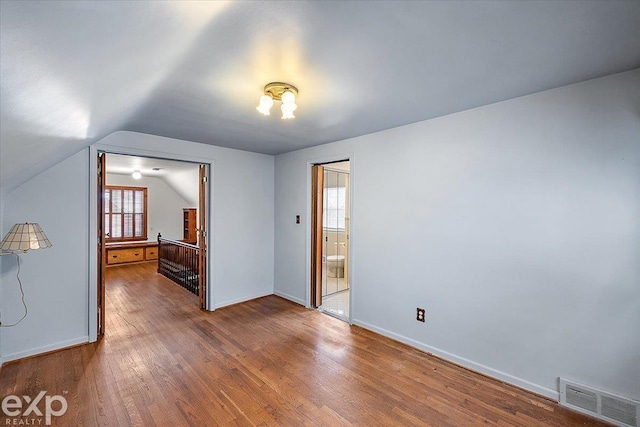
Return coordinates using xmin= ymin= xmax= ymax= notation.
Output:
xmin=256 ymin=82 xmax=298 ymax=119
xmin=132 ymin=170 xmax=142 ymax=179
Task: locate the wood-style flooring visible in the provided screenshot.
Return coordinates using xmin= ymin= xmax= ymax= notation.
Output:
xmin=0 ymin=262 xmax=608 ymax=426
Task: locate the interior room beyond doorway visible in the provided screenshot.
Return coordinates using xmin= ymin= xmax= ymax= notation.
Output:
xmin=316 ymin=160 xmax=350 ymax=321
xmin=99 ymin=153 xmax=206 ymax=336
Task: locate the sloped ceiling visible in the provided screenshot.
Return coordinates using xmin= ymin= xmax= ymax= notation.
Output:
xmin=106 ymin=154 xmax=199 ymax=206
xmin=2 ymin=1 xmax=640 ymax=199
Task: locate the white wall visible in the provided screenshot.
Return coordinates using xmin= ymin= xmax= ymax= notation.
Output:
xmin=0 ymin=150 xmax=90 ymax=360
xmin=0 ymin=132 xmax=274 ymax=361
xmin=274 ymin=70 xmax=640 ymax=401
xmin=163 ymin=168 xmax=200 ymax=207
xmin=107 ymin=173 xmax=193 ymax=241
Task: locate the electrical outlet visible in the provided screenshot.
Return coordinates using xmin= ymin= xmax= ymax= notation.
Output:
xmin=416 ymin=307 xmax=425 ymax=322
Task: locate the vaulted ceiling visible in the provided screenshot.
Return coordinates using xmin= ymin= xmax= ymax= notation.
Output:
xmin=2 ymin=1 xmax=639 ymax=198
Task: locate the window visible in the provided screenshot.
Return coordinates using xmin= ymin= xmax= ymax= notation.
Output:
xmin=105 ymin=186 xmax=147 ymax=242
xmin=324 ymin=187 xmax=346 ymax=230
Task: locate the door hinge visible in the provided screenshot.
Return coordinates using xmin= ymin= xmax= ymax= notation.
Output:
xmin=202 ymin=176 xmax=208 ymax=183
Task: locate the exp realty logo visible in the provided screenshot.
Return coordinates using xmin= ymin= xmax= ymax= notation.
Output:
xmin=2 ymin=391 xmax=67 ymax=425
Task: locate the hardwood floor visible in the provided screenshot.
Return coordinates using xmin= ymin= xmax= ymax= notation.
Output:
xmin=1 ymin=262 xmax=608 ymax=426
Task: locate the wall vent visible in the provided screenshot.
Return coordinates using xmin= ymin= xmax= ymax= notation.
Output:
xmin=560 ymin=378 xmax=639 ymax=427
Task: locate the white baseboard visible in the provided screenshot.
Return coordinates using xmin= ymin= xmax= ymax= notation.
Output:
xmin=2 ymin=336 xmax=89 ymax=363
xmin=214 ymin=291 xmax=274 ymax=310
xmin=352 ymin=319 xmax=559 ymax=401
xmin=274 ymin=290 xmax=305 ymax=306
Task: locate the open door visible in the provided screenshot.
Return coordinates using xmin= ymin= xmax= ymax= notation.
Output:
xmin=198 ymin=164 xmax=208 ymax=309
xmin=97 ymin=152 xmax=106 ymax=336
xmin=311 ymin=165 xmax=324 ymax=308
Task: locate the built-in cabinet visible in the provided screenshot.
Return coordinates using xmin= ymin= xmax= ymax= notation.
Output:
xmin=105 ymin=208 xmax=196 ymax=266
xmin=106 ymin=242 xmax=158 ymax=265
xmin=183 ymin=208 xmax=197 ymax=244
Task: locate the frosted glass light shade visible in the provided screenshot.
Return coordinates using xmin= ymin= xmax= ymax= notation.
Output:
xmin=281 ymin=90 xmax=295 ymax=105
xmin=281 ymin=90 xmax=297 ymax=119
xmin=281 ymin=104 xmax=296 ymax=119
xmin=0 ymin=223 xmax=53 ymax=252
xmin=256 ymin=95 xmax=274 ymax=115
xmin=132 ymin=170 xmax=142 ymax=179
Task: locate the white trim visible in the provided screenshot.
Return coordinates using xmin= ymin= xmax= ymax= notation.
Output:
xmin=352 ymin=318 xmax=559 ymax=401
xmin=214 ymin=291 xmax=273 ymax=310
xmin=93 ymin=142 xmax=214 ymax=166
xmin=2 ymin=336 xmax=88 ymax=363
xmin=274 ymin=290 xmax=305 ymax=306
xmin=88 ymin=147 xmax=98 ymax=342
xmin=202 ymin=163 xmax=213 ymax=311
xmin=305 ymin=164 xmax=311 ymax=309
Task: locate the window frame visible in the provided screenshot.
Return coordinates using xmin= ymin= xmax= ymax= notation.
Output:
xmin=323 ymin=186 xmax=347 ymax=231
xmin=104 ymin=185 xmax=148 ymax=243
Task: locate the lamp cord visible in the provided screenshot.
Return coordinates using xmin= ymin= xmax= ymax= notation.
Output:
xmin=0 ymin=253 xmax=28 ymax=328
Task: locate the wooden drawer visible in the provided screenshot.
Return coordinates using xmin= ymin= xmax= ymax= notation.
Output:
xmin=145 ymin=247 xmax=158 ymax=260
xmin=107 ymin=248 xmax=144 ymax=265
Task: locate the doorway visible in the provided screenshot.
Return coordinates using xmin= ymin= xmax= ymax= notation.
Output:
xmin=311 ymin=160 xmax=350 ymax=321
xmin=96 ymin=152 xmax=209 ymax=337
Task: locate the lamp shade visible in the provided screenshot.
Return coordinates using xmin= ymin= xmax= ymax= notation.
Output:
xmin=0 ymin=223 xmax=52 ymax=252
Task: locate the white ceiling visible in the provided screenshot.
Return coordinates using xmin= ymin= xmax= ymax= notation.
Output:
xmin=106 ymin=154 xmax=200 ymax=177
xmin=2 ymin=1 xmax=639 ymax=198
xmin=106 ymin=153 xmax=200 ymax=206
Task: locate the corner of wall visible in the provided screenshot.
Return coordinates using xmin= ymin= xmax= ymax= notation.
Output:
xmin=274 ymin=290 xmax=305 ymax=306
xmin=351 ymin=318 xmax=559 ymax=400
xmin=272 ymin=71 xmax=640 ymax=402
xmin=1 ymin=149 xmax=90 ymax=360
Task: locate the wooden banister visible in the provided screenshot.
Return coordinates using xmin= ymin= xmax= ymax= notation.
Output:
xmin=157 ymin=235 xmax=199 ymax=295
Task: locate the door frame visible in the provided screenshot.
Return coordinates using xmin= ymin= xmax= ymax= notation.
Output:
xmin=97 ymin=152 xmax=106 ymax=336
xmin=198 ymin=164 xmax=208 ymax=309
xmin=310 ymin=165 xmax=324 ymax=309
xmin=88 ymin=145 xmax=213 ymax=342
xmin=306 ymin=153 xmax=354 ymax=324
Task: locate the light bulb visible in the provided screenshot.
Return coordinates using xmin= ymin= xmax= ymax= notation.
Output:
xmin=132 ymin=170 xmax=142 ymax=179
xmin=256 ymin=95 xmax=274 ymax=115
